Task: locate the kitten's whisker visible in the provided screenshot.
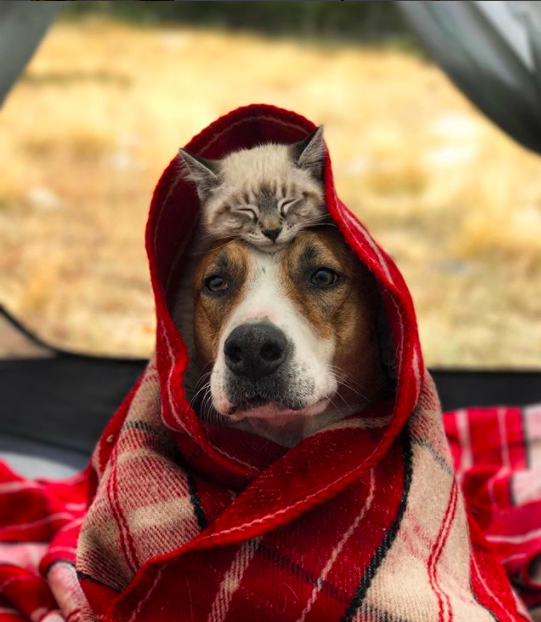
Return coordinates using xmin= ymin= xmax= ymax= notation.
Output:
xmin=303 ymin=221 xmax=338 ymax=231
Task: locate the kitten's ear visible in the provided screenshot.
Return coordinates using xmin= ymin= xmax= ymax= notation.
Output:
xmin=178 ymin=148 xmax=220 ymax=200
xmin=291 ymin=126 xmax=325 ymax=179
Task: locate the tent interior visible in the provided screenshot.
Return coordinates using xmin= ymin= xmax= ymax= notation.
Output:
xmin=1 ymin=1 xmax=540 ymax=479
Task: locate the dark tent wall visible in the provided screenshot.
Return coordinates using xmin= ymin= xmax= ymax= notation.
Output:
xmin=0 ymin=306 xmax=141 ymax=476
xmin=398 ymin=0 xmax=541 ymax=155
xmin=0 ymin=2 xmax=61 ymax=107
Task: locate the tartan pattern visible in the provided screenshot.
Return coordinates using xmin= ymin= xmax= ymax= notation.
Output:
xmin=445 ymin=405 xmax=541 ymax=621
xmin=0 ymin=105 xmax=534 ymax=621
xmin=0 ymin=465 xmax=91 ymax=621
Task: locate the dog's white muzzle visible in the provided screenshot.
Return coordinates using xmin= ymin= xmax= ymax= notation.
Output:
xmin=209 ymin=250 xmax=337 ymax=425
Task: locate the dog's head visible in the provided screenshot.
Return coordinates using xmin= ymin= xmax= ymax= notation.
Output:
xmin=191 ymin=227 xmax=386 ymax=442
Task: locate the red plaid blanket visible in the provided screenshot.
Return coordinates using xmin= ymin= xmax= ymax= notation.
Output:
xmin=446 ymin=405 xmax=541 ymax=619
xmin=0 ymin=105 xmax=539 ymax=622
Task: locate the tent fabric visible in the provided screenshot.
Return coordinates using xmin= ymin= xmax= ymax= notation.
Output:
xmin=0 ymin=104 xmax=529 ymax=622
xmin=397 ymin=0 xmax=541 ymax=155
xmin=0 ymin=2 xmax=61 ymax=107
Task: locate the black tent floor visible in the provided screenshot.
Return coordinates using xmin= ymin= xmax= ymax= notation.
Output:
xmin=1 ymin=306 xmax=540 ymax=477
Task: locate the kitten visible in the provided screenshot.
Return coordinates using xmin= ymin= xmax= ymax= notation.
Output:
xmin=178 ymin=127 xmax=327 ymax=251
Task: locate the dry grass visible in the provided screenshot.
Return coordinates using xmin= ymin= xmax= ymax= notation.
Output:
xmin=1 ymin=18 xmax=540 ymax=366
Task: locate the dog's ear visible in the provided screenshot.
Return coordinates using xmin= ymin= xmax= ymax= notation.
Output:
xmin=178 ymin=149 xmax=221 ymax=201
xmin=291 ymin=126 xmax=325 ymax=180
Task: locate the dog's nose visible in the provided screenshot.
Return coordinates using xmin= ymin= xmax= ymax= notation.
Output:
xmin=262 ymin=227 xmax=281 ymax=243
xmin=224 ymin=323 xmax=288 ymax=381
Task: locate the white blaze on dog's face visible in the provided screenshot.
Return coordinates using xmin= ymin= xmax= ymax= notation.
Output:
xmin=192 ymin=228 xmax=384 ymax=443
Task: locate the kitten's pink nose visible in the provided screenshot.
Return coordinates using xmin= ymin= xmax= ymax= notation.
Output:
xmin=263 ymin=228 xmax=281 ymax=242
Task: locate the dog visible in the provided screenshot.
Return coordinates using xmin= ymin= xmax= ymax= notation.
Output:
xmin=188 ymin=226 xmax=388 ymax=446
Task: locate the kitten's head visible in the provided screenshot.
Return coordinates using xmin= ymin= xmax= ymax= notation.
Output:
xmin=178 ymin=127 xmax=327 ymax=251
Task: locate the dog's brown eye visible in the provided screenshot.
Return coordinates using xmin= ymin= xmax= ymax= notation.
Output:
xmin=204 ymin=275 xmax=229 ymax=294
xmin=310 ymin=268 xmax=341 ymax=288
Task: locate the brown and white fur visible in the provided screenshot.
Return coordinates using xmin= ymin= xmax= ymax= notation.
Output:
xmin=187 ymin=227 xmax=387 ymax=446
xmin=178 ymin=128 xmax=327 ymax=253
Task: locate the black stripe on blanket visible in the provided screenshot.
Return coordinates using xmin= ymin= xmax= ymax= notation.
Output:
xmin=258 ymin=543 xmax=348 ymax=604
xmin=186 ymin=472 xmax=207 ymax=530
xmin=257 ymin=545 xmax=416 ymax=622
xmin=340 ymin=428 xmax=414 ymax=622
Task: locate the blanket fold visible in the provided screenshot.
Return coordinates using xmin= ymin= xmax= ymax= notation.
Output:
xmin=1 ymin=105 xmax=539 ymax=622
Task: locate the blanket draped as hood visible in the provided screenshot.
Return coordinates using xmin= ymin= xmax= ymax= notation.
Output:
xmin=0 ymin=105 xmax=534 ymax=622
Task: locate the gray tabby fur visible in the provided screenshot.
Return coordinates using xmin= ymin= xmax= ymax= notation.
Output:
xmin=178 ymin=127 xmax=328 ymax=251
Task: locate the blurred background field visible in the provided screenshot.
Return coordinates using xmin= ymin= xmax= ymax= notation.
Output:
xmin=1 ymin=2 xmax=540 ymax=367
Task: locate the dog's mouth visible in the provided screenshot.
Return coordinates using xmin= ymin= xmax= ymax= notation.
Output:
xmin=227 ymin=392 xmax=304 ymax=416
xmin=228 ymin=397 xmax=330 ymax=424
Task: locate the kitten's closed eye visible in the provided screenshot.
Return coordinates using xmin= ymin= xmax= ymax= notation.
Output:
xmin=237 ymin=207 xmax=258 ymax=222
xmin=278 ymin=198 xmax=299 ymax=217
